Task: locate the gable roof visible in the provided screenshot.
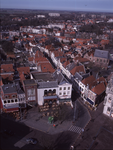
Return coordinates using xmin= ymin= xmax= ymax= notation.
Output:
xmin=74 ymin=72 xmax=83 ymax=81
xmin=1 ymin=64 xmax=14 ymax=73
xmin=17 ymin=67 xmax=30 ymax=75
xmin=97 ymin=76 xmax=107 ymax=87
xmin=52 ymin=69 xmax=69 ymax=84
xmin=82 ymin=75 xmax=96 ymax=89
xmin=1 ymin=74 xmax=14 ymax=82
xmin=94 ymin=49 xmax=109 ymax=59
xmin=38 ymin=62 xmax=55 ymax=73
xmin=91 ymin=82 xmax=106 ymax=95
xmin=70 ymin=65 xmax=86 ymax=76
xmin=75 ymin=57 xmax=90 ymax=63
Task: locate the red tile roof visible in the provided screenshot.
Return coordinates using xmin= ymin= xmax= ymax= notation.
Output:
xmin=1 ymin=74 xmax=14 ymax=81
xmin=28 ymin=57 xmax=34 ymax=62
xmin=35 ymin=51 xmax=44 ymax=58
xmin=35 ymin=57 xmax=48 ymax=63
xmin=75 ymin=57 xmax=90 ymax=63
xmin=19 ymin=73 xmax=25 ymax=82
xmin=38 ymin=62 xmax=55 ymax=73
xmin=7 ymin=54 xmax=16 ymax=58
xmin=0 ymin=79 xmax=3 ymax=86
xmin=97 ymin=77 xmax=107 ymax=87
xmin=91 ymin=82 xmax=106 ymax=95
xmin=63 ymin=60 xmax=70 ymax=68
xmin=17 ymin=67 xmax=30 ymax=75
xmin=1 ymin=64 xmax=14 ymax=73
xmin=82 ymin=75 xmax=96 ymax=89
xmin=70 ymin=65 xmax=85 ymax=76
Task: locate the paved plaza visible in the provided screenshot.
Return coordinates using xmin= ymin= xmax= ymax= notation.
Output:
xmin=20 ymin=99 xmax=91 ymax=135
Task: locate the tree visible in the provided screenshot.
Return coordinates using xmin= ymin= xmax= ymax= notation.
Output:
xmin=57 ymin=104 xmax=73 ymax=123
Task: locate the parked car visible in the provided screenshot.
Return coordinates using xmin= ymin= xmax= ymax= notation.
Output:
xmin=26 ymin=138 xmax=37 ymax=145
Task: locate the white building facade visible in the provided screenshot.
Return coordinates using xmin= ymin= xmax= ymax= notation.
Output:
xmin=103 ymin=74 xmax=113 ymax=117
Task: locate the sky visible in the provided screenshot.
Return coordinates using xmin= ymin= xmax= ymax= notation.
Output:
xmin=1 ymin=0 xmax=113 ymax=13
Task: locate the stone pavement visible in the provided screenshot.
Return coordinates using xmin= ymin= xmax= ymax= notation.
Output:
xmin=21 ymin=106 xmax=73 ymax=135
xmin=20 ymin=99 xmax=91 ymax=135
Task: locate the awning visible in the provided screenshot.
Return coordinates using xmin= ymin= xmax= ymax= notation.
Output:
xmin=43 ymin=95 xmax=57 ymax=100
xmin=59 ymin=98 xmax=71 ymax=102
xmin=86 ymin=98 xmax=94 ymax=105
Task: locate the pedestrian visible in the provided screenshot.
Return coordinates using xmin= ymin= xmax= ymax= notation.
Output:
xmin=53 ymin=124 xmax=56 ymax=127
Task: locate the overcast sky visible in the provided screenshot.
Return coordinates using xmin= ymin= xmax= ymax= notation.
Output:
xmin=1 ymin=0 xmax=113 ymax=12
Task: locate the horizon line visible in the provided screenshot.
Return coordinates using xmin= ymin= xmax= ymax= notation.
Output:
xmin=1 ymin=7 xmax=113 ymax=14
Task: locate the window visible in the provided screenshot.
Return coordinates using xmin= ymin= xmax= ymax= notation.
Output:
xmin=4 ymin=100 xmax=6 ymax=104
xmin=12 ymin=95 xmax=15 ymax=98
xmin=31 ymin=89 xmax=35 ymax=95
xmin=100 ymin=59 xmax=102 ymax=62
xmin=59 ymin=87 xmax=62 ymax=90
xmin=97 ymin=58 xmax=99 ymax=62
xmin=44 ymin=90 xmax=47 ymax=96
xmin=11 ymin=100 xmax=14 ymax=103
xmin=8 ymin=100 xmax=10 ymax=103
xmin=107 ymin=107 xmax=111 ymax=114
xmin=64 ymin=87 xmax=66 ymax=90
xmin=48 ymin=89 xmax=52 ymax=95
xmin=15 ymin=99 xmax=17 ymax=102
xmin=5 ymin=95 xmax=8 ymax=98
xmin=67 ymin=91 xmax=70 ymax=95
xmin=68 ymin=87 xmax=70 ymax=90
xmin=53 ymin=89 xmax=56 ymax=94
xmin=27 ymin=89 xmax=35 ymax=96
xmin=108 ymin=97 xmax=111 ymax=103
xmin=59 ymin=92 xmax=62 ymax=95
xmin=63 ymin=92 xmax=66 ymax=95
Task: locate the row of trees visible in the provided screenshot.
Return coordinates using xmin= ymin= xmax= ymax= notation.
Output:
xmin=79 ymin=24 xmax=103 ymax=35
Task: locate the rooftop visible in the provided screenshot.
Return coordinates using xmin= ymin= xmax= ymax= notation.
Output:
xmin=94 ymin=49 xmax=110 ymax=59
xmin=31 ymin=72 xmax=55 ymax=82
xmin=37 ymin=81 xmax=58 ymax=89
xmin=2 ymin=84 xmax=17 ymax=94
xmin=23 ymin=79 xmax=36 ymax=86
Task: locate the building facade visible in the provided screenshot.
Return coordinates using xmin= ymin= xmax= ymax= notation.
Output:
xmin=103 ymin=74 xmax=113 ymax=117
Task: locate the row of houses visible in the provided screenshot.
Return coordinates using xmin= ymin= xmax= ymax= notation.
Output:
xmin=38 ymin=45 xmax=108 ymax=111
xmin=0 ymin=65 xmax=73 ymax=113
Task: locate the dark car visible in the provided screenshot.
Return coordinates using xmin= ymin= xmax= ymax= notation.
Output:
xmin=26 ymin=138 xmax=38 ymax=145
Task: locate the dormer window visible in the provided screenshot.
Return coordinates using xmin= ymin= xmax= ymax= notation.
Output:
xmin=12 ymin=95 xmax=16 ymax=98
xmin=5 ymin=95 xmax=8 ymax=99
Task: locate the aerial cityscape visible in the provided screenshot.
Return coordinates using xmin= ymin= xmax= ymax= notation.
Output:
xmin=0 ymin=0 xmax=113 ymax=150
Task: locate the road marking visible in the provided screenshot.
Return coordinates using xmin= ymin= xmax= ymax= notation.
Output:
xmin=68 ymin=125 xmax=83 ymax=134
xmin=14 ymin=137 xmax=27 ymax=148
